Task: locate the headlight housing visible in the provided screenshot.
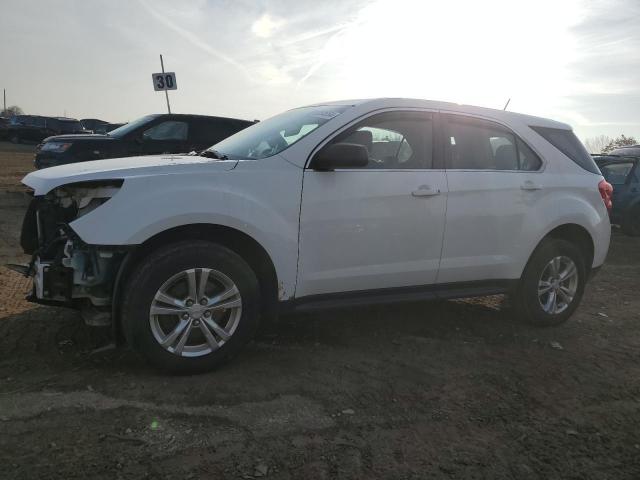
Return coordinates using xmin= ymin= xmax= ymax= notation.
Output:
xmin=41 ymin=142 xmax=73 ymax=153
xmin=51 ymin=180 xmax=124 ymax=218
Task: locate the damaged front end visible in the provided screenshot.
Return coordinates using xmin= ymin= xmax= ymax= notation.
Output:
xmin=17 ymin=180 xmax=130 ymax=326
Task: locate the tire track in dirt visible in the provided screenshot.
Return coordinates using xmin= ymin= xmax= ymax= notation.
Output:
xmin=0 ymin=391 xmax=335 ymax=436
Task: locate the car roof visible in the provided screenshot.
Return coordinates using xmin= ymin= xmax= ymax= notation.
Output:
xmin=306 ymin=97 xmax=572 ymax=130
xmin=612 ymin=144 xmax=640 ymax=149
xmin=593 ymin=154 xmax=640 ymax=164
xmin=150 ymin=113 xmax=254 ymax=123
xmin=14 ymin=115 xmax=80 ymax=121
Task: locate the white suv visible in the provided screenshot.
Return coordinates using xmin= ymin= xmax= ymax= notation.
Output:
xmin=20 ymin=98 xmax=612 ymax=372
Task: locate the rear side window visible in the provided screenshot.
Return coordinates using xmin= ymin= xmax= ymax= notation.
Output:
xmin=599 ymin=162 xmax=635 ymax=185
xmin=191 ymin=119 xmax=246 ymax=145
xmin=446 ymin=116 xmax=541 ymax=171
xmin=531 ymin=126 xmax=599 ymax=174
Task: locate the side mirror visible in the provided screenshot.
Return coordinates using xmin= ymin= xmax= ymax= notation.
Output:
xmin=311 ymin=143 xmax=369 ymax=171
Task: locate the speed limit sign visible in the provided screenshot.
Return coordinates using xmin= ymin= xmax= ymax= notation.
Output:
xmin=152 ymin=72 xmax=177 ymax=91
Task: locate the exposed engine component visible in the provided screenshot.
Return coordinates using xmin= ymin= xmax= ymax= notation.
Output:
xmin=19 ymin=180 xmax=129 ymax=323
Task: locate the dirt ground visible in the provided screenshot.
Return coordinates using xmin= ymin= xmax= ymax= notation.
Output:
xmin=0 ymin=142 xmax=639 ymax=480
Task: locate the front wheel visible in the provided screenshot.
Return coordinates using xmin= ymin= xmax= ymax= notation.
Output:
xmin=513 ymin=239 xmax=586 ymax=326
xmin=121 ymin=240 xmax=261 ymax=373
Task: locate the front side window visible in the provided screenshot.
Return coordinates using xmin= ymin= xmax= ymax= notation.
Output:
xmin=599 ymin=162 xmax=635 ymax=185
xmin=208 ymin=105 xmax=349 ymax=160
xmin=327 ymin=111 xmax=433 ymax=169
xmin=108 ymin=115 xmax=157 ymax=139
xmin=143 ymin=121 xmax=188 ymax=141
xmin=446 ymin=116 xmax=541 ymax=171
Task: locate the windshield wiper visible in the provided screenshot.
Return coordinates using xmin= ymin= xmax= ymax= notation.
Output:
xmin=199 ymin=149 xmax=228 ymax=160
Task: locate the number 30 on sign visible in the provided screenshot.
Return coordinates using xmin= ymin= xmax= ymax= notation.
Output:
xmin=152 ymin=72 xmax=177 ymax=91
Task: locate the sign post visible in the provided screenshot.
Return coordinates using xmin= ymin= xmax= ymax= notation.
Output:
xmin=152 ymin=55 xmax=177 ymax=114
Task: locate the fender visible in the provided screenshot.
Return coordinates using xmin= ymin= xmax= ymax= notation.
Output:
xmin=69 ymin=156 xmax=303 ymax=300
xmin=519 ymin=187 xmax=610 ymax=274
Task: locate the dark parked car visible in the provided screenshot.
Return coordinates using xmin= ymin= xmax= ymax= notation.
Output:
xmin=34 ymin=113 xmax=255 ymax=169
xmin=8 ymin=115 xmax=87 ymax=144
xmin=0 ymin=117 xmax=8 ymax=140
xmin=594 ymin=154 xmax=640 ymax=236
xmin=81 ymin=118 xmax=125 ymax=134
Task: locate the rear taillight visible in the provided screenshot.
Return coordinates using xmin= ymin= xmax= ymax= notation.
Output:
xmin=598 ymin=179 xmax=613 ymax=212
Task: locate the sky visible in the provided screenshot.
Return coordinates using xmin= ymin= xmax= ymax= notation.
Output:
xmin=1 ymin=0 xmax=639 ymax=142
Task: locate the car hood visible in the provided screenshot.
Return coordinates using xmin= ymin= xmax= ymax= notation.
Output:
xmin=42 ymin=133 xmax=111 ymax=142
xmin=23 ymin=155 xmax=239 ymax=195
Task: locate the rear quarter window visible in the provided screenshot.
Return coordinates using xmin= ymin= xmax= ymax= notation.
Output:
xmin=530 ymin=126 xmax=600 ymax=174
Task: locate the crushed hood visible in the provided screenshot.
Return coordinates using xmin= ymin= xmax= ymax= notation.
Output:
xmin=22 ymin=155 xmax=238 ymax=195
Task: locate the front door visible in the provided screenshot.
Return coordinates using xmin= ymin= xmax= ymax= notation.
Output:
xmin=297 ymin=111 xmax=448 ymax=297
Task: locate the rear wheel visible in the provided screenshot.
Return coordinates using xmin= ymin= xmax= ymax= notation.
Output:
xmin=121 ymin=240 xmax=261 ymax=373
xmin=513 ymin=239 xmax=586 ymax=326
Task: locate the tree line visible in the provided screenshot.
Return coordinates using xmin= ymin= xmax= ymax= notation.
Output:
xmin=1 ymin=105 xmax=24 ymax=117
xmin=584 ymin=134 xmax=638 ymax=154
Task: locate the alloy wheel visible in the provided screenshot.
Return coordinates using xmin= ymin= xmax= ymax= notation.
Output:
xmin=149 ymin=268 xmax=242 ymax=357
xmin=537 ymin=256 xmax=579 ymax=315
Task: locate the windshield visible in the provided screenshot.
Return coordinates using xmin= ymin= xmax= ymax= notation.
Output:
xmin=207 ymin=105 xmax=350 ymax=160
xmin=108 ymin=115 xmax=156 ymax=138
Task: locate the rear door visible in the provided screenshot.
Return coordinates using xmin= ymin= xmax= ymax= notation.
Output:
xmin=437 ymin=113 xmax=544 ymax=283
xmin=139 ymin=119 xmax=189 ymax=155
xmin=297 ymin=110 xmax=448 ymax=297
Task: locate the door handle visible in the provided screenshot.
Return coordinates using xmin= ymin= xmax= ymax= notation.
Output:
xmin=411 ymin=185 xmax=441 ymax=197
xmin=521 ymin=181 xmax=543 ymax=191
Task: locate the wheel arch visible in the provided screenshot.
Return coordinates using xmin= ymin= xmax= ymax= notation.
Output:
xmin=529 ymin=223 xmax=595 ymax=274
xmin=112 ymin=223 xmax=280 ymax=344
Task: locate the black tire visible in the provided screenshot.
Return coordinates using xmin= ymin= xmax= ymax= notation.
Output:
xmin=513 ymin=238 xmax=586 ymax=326
xmin=10 ymin=134 xmax=20 ymax=144
xmin=621 ymin=207 xmax=640 ymax=237
xmin=121 ymin=240 xmax=261 ymax=373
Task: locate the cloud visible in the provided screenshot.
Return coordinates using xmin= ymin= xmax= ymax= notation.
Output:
xmin=138 ymin=0 xmax=248 ymax=77
xmin=251 ymin=14 xmax=284 ymax=39
xmin=1 ymin=0 xmax=638 ymax=137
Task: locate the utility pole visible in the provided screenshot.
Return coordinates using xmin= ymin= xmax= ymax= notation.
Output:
xmin=160 ymin=54 xmax=171 ymax=114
